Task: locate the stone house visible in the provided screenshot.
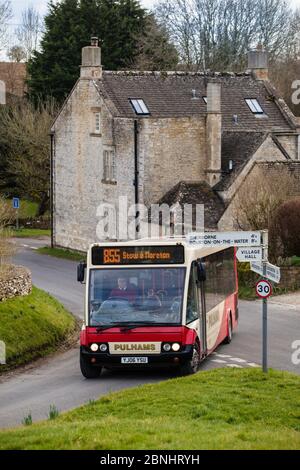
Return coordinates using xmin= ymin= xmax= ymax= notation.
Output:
xmin=0 ymin=62 xmax=27 ymax=103
xmin=51 ymin=39 xmax=300 ymax=251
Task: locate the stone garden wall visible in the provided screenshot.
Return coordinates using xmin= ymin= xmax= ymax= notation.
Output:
xmin=0 ymin=266 xmax=32 ymax=301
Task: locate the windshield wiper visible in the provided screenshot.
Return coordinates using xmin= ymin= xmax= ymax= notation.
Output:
xmin=118 ymin=322 xmax=174 ymax=331
xmin=95 ymin=324 xmax=123 ymax=331
xmin=94 ymin=321 xmax=178 ymax=332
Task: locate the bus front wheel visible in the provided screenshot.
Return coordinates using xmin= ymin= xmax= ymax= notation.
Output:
xmin=80 ymin=354 xmax=102 ymax=379
xmin=179 ymin=344 xmax=200 ymax=376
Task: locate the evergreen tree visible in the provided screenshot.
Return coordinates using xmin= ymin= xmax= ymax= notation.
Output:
xmin=27 ymin=0 xmax=148 ymax=102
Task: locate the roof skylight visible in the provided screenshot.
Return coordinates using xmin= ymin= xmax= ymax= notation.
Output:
xmin=130 ymin=99 xmax=150 ymax=115
xmin=245 ymin=98 xmax=264 ymax=114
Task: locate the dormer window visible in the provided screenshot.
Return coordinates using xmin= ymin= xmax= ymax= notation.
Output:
xmin=245 ymin=98 xmax=264 ymax=115
xmin=130 ymin=99 xmax=150 ymax=115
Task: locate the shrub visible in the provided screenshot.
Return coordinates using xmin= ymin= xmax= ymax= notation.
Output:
xmin=269 ymin=197 xmax=300 ymax=259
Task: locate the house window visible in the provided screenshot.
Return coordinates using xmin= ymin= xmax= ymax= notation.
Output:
xmin=203 ymin=96 xmax=207 ymax=104
xmin=245 ymin=98 xmax=264 ymax=114
xmin=103 ymin=149 xmax=116 ymax=183
xmin=95 ymin=112 xmax=101 ymax=133
xmin=130 ymin=99 xmax=150 ymax=115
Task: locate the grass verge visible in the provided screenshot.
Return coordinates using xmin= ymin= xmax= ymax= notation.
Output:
xmin=13 ymin=229 xmax=51 ymax=238
xmin=0 ymin=286 xmax=77 ymax=372
xmin=0 ymin=368 xmax=299 ymax=450
xmin=37 ymin=247 xmax=86 ymax=262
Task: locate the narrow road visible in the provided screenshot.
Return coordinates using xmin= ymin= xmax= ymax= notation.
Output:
xmin=0 ymin=239 xmax=299 ymax=429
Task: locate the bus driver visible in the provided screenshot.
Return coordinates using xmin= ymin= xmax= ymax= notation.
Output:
xmin=110 ymin=277 xmax=136 ymax=302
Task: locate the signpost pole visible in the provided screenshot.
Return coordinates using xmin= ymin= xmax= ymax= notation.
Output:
xmin=16 ymin=208 xmax=19 ymax=231
xmin=262 ymin=230 xmax=268 ymax=373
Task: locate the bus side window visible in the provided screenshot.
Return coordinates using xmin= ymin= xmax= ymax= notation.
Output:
xmin=186 ymin=268 xmax=198 ymax=324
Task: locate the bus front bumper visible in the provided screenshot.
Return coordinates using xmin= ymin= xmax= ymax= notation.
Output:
xmin=80 ymin=345 xmax=194 ymax=368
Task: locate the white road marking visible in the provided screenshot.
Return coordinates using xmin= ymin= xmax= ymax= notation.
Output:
xmin=214 ymin=354 xmax=232 ymax=358
xmin=211 ymin=359 xmax=227 ymax=364
xmin=226 ymin=364 xmax=243 ymax=368
xmin=247 ymin=362 xmax=259 ymax=367
xmin=30 ymin=247 xmax=38 ymax=250
xmin=228 ymin=357 xmax=247 ymax=363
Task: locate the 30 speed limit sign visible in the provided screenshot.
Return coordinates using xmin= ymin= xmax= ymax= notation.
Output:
xmin=255 ymin=280 xmax=272 ymax=298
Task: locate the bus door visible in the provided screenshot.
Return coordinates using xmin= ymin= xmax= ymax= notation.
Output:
xmin=186 ymin=263 xmax=207 ymax=359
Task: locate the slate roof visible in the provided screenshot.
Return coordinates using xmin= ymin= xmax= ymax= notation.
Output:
xmin=153 ymin=181 xmax=225 ymax=230
xmin=214 ymin=131 xmax=267 ymax=191
xmin=99 ymin=71 xmax=295 ymax=131
xmin=213 ymin=131 xmax=293 ymax=192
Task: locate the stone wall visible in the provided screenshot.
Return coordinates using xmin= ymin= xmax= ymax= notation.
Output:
xmin=0 ymin=266 xmax=32 ymax=301
xmin=279 ymin=266 xmax=300 ymax=290
xmin=139 ymin=116 xmax=207 ymax=207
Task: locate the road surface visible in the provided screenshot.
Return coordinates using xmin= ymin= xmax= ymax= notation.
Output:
xmin=0 ymin=239 xmax=299 ymax=429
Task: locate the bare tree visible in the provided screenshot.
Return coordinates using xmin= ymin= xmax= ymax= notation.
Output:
xmin=0 ymin=196 xmax=16 ymax=274
xmin=155 ymin=0 xmax=296 ymax=70
xmin=8 ymin=45 xmax=26 ymax=62
xmin=0 ymin=99 xmax=58 ymax=215
xmin=233 ymin=164 xmax=299 ymax=231
xmin=0 ymin=0 xmax=12 ymax=51
xmin=16 ymin=6 xmax=42 ymax=61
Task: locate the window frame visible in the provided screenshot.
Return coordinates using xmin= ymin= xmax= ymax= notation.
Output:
xmin=245 ymin=98 xmax=264 ymax=115
xmin=94 ymin=112 xmax=101 ymax=133
xmin=103 ymin=148 xmax=117 ymax=184
xmin=130 ymin=98 xmax=150 ymax=116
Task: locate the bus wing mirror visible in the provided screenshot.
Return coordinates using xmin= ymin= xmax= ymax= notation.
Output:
xmin=196 ymin=261 xmax=206 ymax=283
xmin=77 ymin=261 xmax=86 ymax=283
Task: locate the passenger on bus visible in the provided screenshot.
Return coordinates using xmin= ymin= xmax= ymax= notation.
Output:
xmin=144 ymin=288 xmax=162 ymax=310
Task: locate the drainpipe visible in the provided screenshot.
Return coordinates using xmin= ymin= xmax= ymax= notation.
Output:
xmin=134 ymin=120 xmax=139 ymax=207
xmin=50 ymin=131 xmax=54 ymax=249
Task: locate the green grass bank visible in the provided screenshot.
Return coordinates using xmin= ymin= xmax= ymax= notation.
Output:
xmin=0 ymin=286 xmax=77 ymax=372
xmin=0 ymin=368 xmax=299 ymax=450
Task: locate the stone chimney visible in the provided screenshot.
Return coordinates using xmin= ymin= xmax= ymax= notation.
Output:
xmin=80 ymin=37 xmax=102 ymax=79
xmin=206 ymin=81 xmax=222 ymax=186
xmin=247 ymin=44 xmax=268 ymax=80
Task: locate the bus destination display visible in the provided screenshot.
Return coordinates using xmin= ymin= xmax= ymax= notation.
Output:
xmin=92 ymin=245 xmax=185 ymax=266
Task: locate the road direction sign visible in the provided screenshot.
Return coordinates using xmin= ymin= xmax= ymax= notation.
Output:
xmin=187 ymin=231 xmax=261 ymax=247
xmin=236 ymin=247 xmax=262 ymax=262
xmin=12 ymin=197 xmax=20 ymax=210
xmin=256 ymin=280 xmax=272 ymax=299
xmin=250 ymin=262 xmax=281 ymax=284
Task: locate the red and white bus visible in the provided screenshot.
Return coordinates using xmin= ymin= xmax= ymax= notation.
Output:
xmin=78 ymin=239 xmax=238 ymax=378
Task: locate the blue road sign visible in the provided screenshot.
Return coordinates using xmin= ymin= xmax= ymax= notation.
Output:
xmin=13 ymin=198 xmax=20 ymax=210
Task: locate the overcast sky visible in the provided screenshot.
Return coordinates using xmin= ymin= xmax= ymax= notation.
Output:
xmin=3 ymin=0 xmax=300 ymax=57
xmin=10 ymin=0 xmax=156 ymax=24
xmin=7 ymin=0 xmax=300 ymax=28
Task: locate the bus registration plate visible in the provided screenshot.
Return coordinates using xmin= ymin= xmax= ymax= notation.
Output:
xmin=121 ymin=357 xmax=148 ymax=364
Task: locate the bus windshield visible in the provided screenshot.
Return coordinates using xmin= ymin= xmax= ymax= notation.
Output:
xmin=89 ymin=268 xmax=186 ymax=327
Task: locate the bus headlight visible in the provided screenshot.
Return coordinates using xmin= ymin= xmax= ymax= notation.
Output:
xmin=172 ymin=343 xmax=181 ymax=352
xmin=99 ymin=344 xmax=108 ymax=352
xmin=163 ymin=343 xmax=171 ymax=352
xmin=90 ymin=343 xmax=99 ymax=352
